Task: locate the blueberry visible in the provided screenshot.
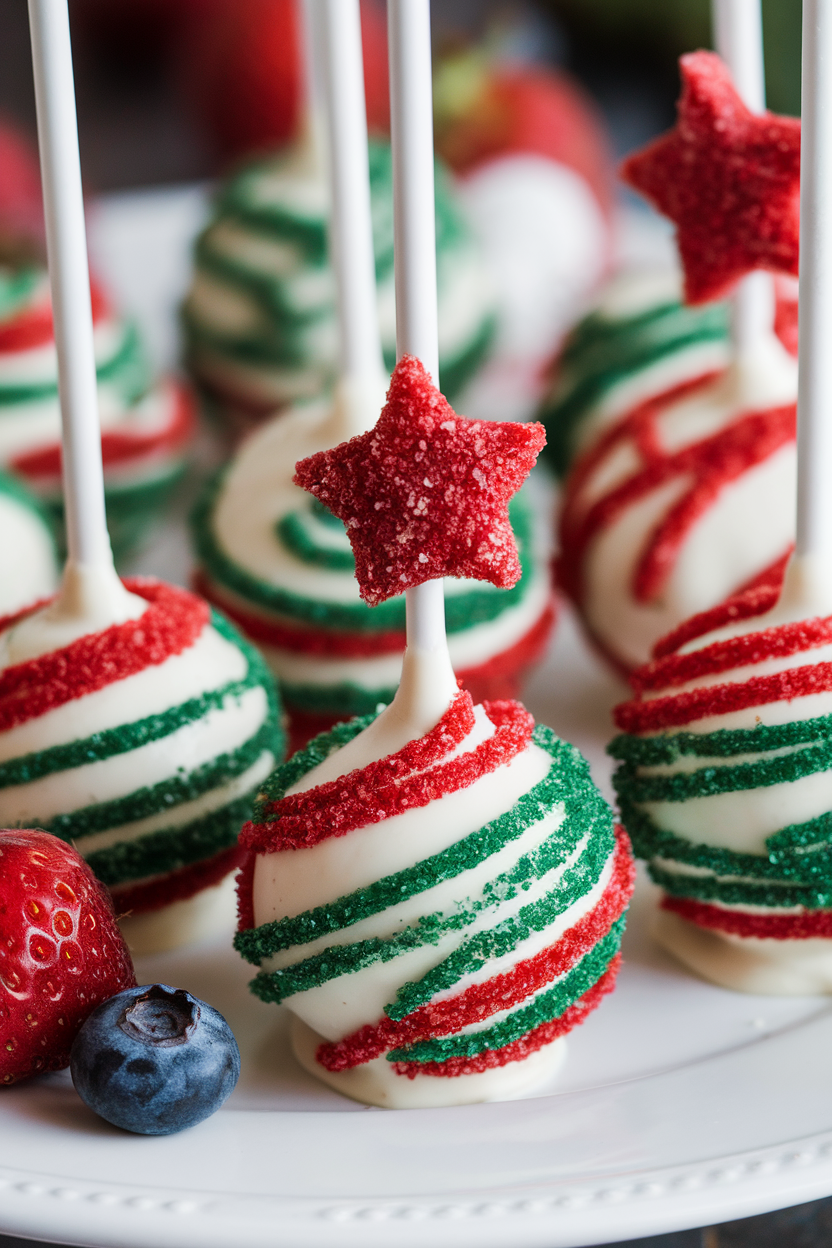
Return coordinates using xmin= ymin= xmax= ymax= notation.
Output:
xmin=70 ymin=984 xmax=240 ymax=1135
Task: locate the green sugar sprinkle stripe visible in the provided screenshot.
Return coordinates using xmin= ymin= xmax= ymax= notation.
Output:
xmin=246 ymin=832 xmax=605 ymax=1007
xmin=619 ymin=799 xmax=832 ymax=908
xmin=45 ymin=716 xmax=276 ymax=844
xmin=192 ymin=482 xmax=534 ymax=632
xmin=0 ymin=611 xmax=283 ymax=790
xmin=540 ymin=299 xmax=728 ymax=477
xmin=86 ymin=792 xmax=259 ymax=888
xmin=0 ymin=321 xmax=149 ymax=409
xmin=386 ymin=825 xmax=612 ymax=1020
xmin=0 ymin=615 xmax=272 ymax=791
xmin=193 ymin=236 xmax=335 ymax=328
xmin=280 ymin=681 xmax=396 ymax=717
xmin=612 ymin=737 xmax=832 ymax=805
xmin=389 ymin=919 xmax=624 ymax=1064
xmin=235 ymin=728 xmax=594 ymax=962
xmin=0 ymin=268 xmax=42 ymax=319
xmin=181 ymin=305 xmax=333 ymax=371
xmin=274 ymin=510 xmax=355 ymax=571
xmin=645 ymin=861 xmax=832 ymax=911
xmin=609 ymin=711 xmax=832 ymax=765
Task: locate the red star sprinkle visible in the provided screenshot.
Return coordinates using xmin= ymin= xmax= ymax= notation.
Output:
xmin=621 ymin=51 xmax=800 ymax=305
xmin=294 ymin=355 xmax=546 ymax=607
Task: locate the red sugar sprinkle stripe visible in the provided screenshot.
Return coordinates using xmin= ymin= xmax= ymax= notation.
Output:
xmin=651 ymin=551 xmax=789 ymax=659
xmin=391 ymin=957 xmax=622 ymax=1080
xmin=316 ymin=826 xmax=634 ymax=1073
xmin=616 ymin=657 xmax=832 ymax=734
xmin=241 ymin=694 xmax=534 ymax=853
xmin=457 ymin=599 xmax=557 ymax=704
xmin=0 ymin=578 xmax=209 ymax=733
xmin=12 ymin=384 xmax=195 ymax=480
xmin=236 ymin=849 xmax=257 ymax=933
xmin=111 ymin=844 xmax=244 ymax=916
xmin=198 ymin=579 xmax=555 ymax=670
xmin=662 ymin=894 xmax=832 ymax=940
xmin=633 ymin=615 xmax=832 ymax=696
xmin=557 ymin=367 xmax=795 ymax=616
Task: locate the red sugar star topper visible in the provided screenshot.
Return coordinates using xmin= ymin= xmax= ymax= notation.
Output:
xmin=294 ymin=355 xmax=546 ymax=607
xmin=621 ymin=51 xmax=800 ymax=305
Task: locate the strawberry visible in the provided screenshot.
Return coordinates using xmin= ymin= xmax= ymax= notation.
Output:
xmin=0 ymin=829 xmax=135 ymax=1086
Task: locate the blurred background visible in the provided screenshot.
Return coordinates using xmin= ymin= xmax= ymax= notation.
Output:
xmin=0 ymin=0 xmax=802 ymax=194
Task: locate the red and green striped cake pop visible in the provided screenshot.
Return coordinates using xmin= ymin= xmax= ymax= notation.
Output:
xmin=235 ymin=353 xmax=633 ymax=1106
xmin=545 ymin=50 xmax=801 ymax=673
xmin=611 ymin=2 xmax=832 ymax=994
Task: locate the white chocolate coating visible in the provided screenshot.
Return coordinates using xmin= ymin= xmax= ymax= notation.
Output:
xmin=0 ymin=480 xmax=58 ymax=616
xmin=614 ymin=555 xmax=832 ymax=995
xmin=249 ymin=685 xmax=621 ymax=1105
xmin=556 ymin=268 xmax=797 ymax=670
xmin=0 ymin=572 xmax=281 ymax=951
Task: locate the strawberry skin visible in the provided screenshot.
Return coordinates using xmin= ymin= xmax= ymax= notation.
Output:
xmin=0 ymin=830 xmax=136 ymax=1086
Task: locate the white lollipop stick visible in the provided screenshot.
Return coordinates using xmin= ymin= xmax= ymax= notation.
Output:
xmin=18 ymin=0 xmax=142 ymax=664
xmin=300 ymin=0 xmax=326 ymax=170
xmin=317 ymin=0 xmax=386 ymax=434
xmin=795 ymin=0 xmax=832 ymax=577
xmin=29 ymin=0 xmax=110 ymax=572
xmin=388 ymin=0 xmax=456 ymax=706
xmin=711 ymin=0 xmax=776 ymax=355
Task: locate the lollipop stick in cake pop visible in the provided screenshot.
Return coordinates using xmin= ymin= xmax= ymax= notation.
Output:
xmin=711 ymin=0 xmax=777 ymax=362
xmin=387 ymin=0 xmax=457 ymax=736
xmin=794 ymin=0 xmax=832 ymax=608
xmin=316 ymin=0 xmax=387 ymax=439
xmin=20 ymin=0 xmax=144 ymax=662
xmin=235 ymin=0 xmax=610 ymax=1104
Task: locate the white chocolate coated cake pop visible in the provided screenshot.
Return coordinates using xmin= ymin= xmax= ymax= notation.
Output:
xmin=0 ymin=567 xmax=285 ymax=954
xmin=182 ymin=140 xmax=496 ymax=430
xmin=234 ymin=354 xmax=633 ymax=1106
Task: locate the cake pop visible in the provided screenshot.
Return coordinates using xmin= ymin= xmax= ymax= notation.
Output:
xmin=236 ymin=357 xmax=631 ymax=1105
xmin=611 ymin=0 xmax=832 ymax=995
xmin=235 ymin=0 xmax=632 ymax=1107
xmin=0 ymin=262 xmax=195 ymax=560
xmin=551 ymin=50 xmax=800 ymax=673
xmin=182 ymin=139 xmax=496 ymax=433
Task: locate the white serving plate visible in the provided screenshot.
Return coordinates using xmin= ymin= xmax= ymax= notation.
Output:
xmin=3 ymin=189 xmax=831 ymax=1248
xmin=3 ymin=605 xmax=832 ymax=1248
